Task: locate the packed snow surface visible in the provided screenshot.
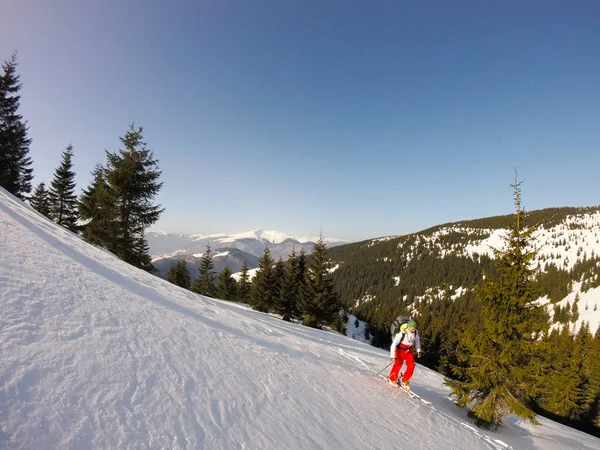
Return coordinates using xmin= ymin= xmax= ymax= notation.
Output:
xmin=1 ymin=188 xmax=599 ymax=449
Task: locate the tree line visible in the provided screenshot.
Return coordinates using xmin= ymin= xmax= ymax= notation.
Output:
xmin=166 ymin=238 xmax=347 ymax=332
xmin=1 ymin=51 xmax=346 ymax=335
xmin=1 ymin=53 xmax=163 ymax=271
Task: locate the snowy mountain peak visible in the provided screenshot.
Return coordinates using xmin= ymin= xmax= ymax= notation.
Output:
xmin=145 ymin=228 xmax=348 ymax=261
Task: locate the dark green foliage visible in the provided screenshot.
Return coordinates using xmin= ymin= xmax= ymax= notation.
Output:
xmin=299 ymin=235 xmax=343 ymax=329
xmin=0 ymin=53 xmax=33 ymax=200
xmin=587 ymin=329 xmax=600 ymax=427
xmin=446 ymin=177 xmax=549 ymax=426
xmin=538 ymin=327 xmax=586 ymax=421
xmin=193 ymin=245 xmax=216 ymax=297
xmin=29 ymin=182 xmax=51 ymax=218
xmin=250 ymin=247 xmax=275 ymax=312
xmin=236 ymin=261 xmax=252 ymax=304
xmin=79 ymin=126 xmax=163 ymax=272
xmin=273 ymin=257 xmax=285 ymax=295
xmin=277 ymin=249 xmax=300 ymax=321
xmin=296 ymin=249 xmax=308 ymax=313
xmin=134 ymin=234 xmax=155 ymax=273
xmin=217 ymin=266 xmax=238 ymax=301
xmin=79 ymin=165 xmax=115 ymax=248
xmin=331 ymin=309 xmax=348 ymax=335
xmin=48 ymin=144 xmax=79 ymax=232
xmin=272 ymin=257 xmax=285 ymax=313
xmin=167 ymin=260 xmax=191 ymax=290
xmin=104 ymin=125 xmax=163 ymax=269
xmin=553 ymin=303 xmax=573 ymax=324
xmin=572 ymin=299 xmax=579 ymax=323
xmin=536 ymin=263 xmax=573 ymax=304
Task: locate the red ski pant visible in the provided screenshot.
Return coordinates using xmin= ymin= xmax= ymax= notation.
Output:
xmin=388 ymin=347 xmax=415 ymax=383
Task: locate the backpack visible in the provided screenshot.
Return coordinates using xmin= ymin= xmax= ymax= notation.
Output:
xmin=390 ymin=314 xmax=410 ymax=337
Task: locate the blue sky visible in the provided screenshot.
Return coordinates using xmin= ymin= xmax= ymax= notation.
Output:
xmin=1 ymin=0 xmax=599 ymax=242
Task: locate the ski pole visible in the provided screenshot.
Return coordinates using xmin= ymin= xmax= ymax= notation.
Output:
xmin=374 ymin=361 xmax=392 ymax=376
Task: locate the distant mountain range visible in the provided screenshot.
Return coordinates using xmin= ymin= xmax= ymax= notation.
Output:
xmin=147 ymin=229 xmax=347 ymax=281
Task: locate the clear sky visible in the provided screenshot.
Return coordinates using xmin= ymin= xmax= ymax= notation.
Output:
xmin=1 ymin=0 xmax=599 ymax=242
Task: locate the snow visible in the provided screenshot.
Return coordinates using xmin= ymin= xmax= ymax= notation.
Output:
xmin=346 ymin=314 xmax=371 ymax=345
xmin=1 ymin=188 xmax=599 ymax=449
xmin=231 ymin=267 xmax=260 ymax=282
xmin=550 ymin=281 xmax=600 ymax=334
xmin=181 ymin=229 xmax=346 ymax=245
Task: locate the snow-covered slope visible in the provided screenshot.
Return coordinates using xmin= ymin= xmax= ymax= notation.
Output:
xmin=1 ymin=188 xmax=599 ymax=449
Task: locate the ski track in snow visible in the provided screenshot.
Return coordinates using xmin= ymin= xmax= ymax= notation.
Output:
xmin=1 ymin=188 xmax=599 ymax=449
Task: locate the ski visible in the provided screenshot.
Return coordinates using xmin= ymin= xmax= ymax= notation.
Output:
xmin=377 ymin=374 xmax=432 ymax=405
xmin=399 ymin=385 xmax=431 ymax=405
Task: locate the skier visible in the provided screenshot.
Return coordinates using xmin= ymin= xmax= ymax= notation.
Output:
xmin=388 ymin=319 xmax=421 ymax=388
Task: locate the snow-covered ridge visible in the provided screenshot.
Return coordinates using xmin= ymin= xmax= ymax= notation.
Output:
xmin=146 ymin=228 xmax=348 ymax=261
xmin=151 ymin=228 xmax=347 ymax=245
xmin=388 ymin=212 xmax=600 ymax=333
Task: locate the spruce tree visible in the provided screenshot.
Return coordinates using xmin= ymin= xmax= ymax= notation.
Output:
xmin=277 ymin=249 xmax=300 ymax=321
xmin=49 ymin=144 xmax=79 ymax=232
xmin=103 ymin=125 xmax=163 ymax=270
xmin=295 ymin=249 xmax=308 ymax=321
xmin=0 ymin=53 xmax=33 ymax=200
xmin=250 ymin=247 xmax=275 ymax=312
xmin=193 ymin=245 xmax=216 ymax=296
xmin=538 ymin=326 xmax=585 ymax=421
xmin=236 ymin=261 xmax=252 ymax=304
xmin=29 ymin=182 xmax=52 ymax=218
xmin=167 ymin=260 xmax=191 ymax=290
xmin=446 ymin=176 xmax=549 ymax=427
xmin=79 ymin=164 xmax=116 ymax=248
xmin=134 ymin=234 xmax=155 ymax=273
xmin=272 ymin=257 xmax=285 ymax=303
xmin=589 ymin=327 xmax=600 ymax=427
xmin=217 ymin=266 xmax=238 ymax=301
xmin=299 ymin=235 xmax=341 ymax=328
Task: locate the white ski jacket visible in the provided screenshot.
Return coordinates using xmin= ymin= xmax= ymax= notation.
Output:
xmin=390 ymin=323 xmax=421 ymax=358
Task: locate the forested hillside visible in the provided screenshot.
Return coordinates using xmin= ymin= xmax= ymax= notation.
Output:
xmin=328 ymin=206 xmax=600 ymax=435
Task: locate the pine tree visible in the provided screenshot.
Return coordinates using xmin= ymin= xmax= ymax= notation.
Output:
xmin=574 ymin=322 xmax=595 ymax=418
xmin=193 ymin=245 xmax=216 ymax=297
xmin=295 ymin=249 xmax=308 ymax=321
xmin=0 ymin=53 xmax=33 ymax=200
xmin=589 ymin=327 xmax=600 ymax=428
xmin=250 ymin=247 xmax=275 ymax=312
xmin=538 ymin=326 xmax=585 ymax=421
xmin=277 ymin=249 xmax=300 ymax=321
xmin=79 ymin=164 xmax=116 ymax=248
xmin=103 ymin=125 xmax=163 ymax=270
xmin=299 ymin=235 xmax=342 ymax=328
xmin=217 ymin=266 xmax=238 ymax=301
xmin=272 ymin=257 xmax=285 ymax=304
xmin=446 ymin=175 xmax=549 ymax=427
xmin=167 ymin=260 xmax=191 ymax=290
xmin=134 ymin=233 xmax=155 ymax=273
xmin=236 ymin=261 xmax=252 ymax=304
xmin=29 ymin=182 xmax=52 ymax=218
xmin=48 ymin=144 xmax=79 ymax=232
xmin=571 ymin=300 xmax=579 ymax=323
